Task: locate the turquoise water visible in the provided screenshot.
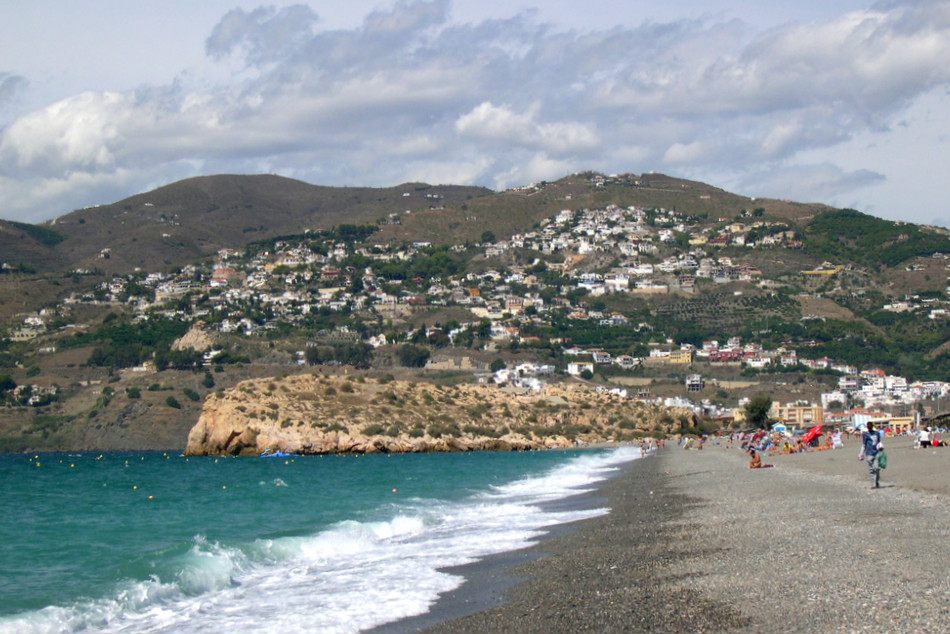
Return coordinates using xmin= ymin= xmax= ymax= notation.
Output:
xmin=0 ymin=447 xmax=642 ymax=633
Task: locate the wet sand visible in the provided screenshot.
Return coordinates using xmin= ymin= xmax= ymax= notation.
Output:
xmin=374 ymin=437 xmax=950 ymax=633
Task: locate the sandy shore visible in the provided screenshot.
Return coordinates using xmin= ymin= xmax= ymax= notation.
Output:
xmin=377 ymin=436 xmax=950 ymax=634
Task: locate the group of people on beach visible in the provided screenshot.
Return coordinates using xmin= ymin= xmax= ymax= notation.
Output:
xmin=687 ymin=422 xmax=949 ymax=488
xmin=916 ymin=426 xmax=946 ymax=448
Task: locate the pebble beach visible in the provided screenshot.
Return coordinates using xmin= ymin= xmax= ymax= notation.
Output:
xmin=381 ymin=435 xmax=950 ymax=634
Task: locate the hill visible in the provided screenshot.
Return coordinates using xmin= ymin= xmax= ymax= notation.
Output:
xmin=184 ymin=374 xmax=690 ymax=456
xmin=25 ymin=171 xmax=836 ymax=278
xmin=0 ymin=219 xmax=66 ymax=273
xmin=1 ymin=170 xmax=948 ymax=454
xmin=41 ymin=174 xmax=492 ymax=274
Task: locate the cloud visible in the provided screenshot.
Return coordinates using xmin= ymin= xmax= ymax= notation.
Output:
xmin=205 ymin=4 xmax=320 ymax=66
xmin=455 ymin=102 xmax=599 ymax=154
xmin=0 ymin=0 xmax=946 ymax=225
xmin=730 ymin=163 xmax=887 ymax=203
xmin=0 ymin=72 xmax=28 ymax=106
xmin=663 ymin=141 xmax=709 ymax=165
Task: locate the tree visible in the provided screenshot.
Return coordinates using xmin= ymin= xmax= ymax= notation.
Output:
xmin=0 ymin=374 xmax=15 ymax=392
xmin=490 ymin=358 xmax=506 ymax=372
xmin=744 ymin=393 xmax=774 ymax=430
xmin=398 ymin=344 xmax=430 ymax=368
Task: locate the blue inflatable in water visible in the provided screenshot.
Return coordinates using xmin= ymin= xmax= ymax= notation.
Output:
xmin=259 ymin=450 xmax=295 ymax=458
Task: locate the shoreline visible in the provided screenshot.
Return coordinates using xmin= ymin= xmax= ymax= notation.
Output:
xmin=366 ymin=468 xmax=625 ymax=634
xmin=371 ymin=437 xmax=950 ymax=633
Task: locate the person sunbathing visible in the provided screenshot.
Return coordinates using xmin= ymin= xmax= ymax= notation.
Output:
xmin=749 ymin=450 xmax=773 ymax=469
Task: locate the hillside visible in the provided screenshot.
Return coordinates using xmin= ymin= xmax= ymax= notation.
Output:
xmin=40 ymin=175 xmax=492 ymax=274
xmin=1 ymin=170 xmax=948 ymax=454
xmin=0 ymin=219 xmax=66 ymax=273
xmin=16 ymin=171 xmax=836 ymax=279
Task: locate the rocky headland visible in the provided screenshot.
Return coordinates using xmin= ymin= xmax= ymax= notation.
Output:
xmin=184 ymin=374 xmax=692 ymax=456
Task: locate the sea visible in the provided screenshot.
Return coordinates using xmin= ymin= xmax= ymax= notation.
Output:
xmin=0 ymin=446 xmax=643 ymax=634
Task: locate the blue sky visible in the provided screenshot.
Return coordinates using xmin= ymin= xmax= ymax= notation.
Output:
xmin=1 ymin=0 xmax=947 ymax=227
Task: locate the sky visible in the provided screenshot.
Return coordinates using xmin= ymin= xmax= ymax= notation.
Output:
xmin=1 ymin=0 xmax=948 ymax=228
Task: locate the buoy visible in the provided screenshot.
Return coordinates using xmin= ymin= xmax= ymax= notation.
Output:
xmin=133 ymin=485 xmax=138 ymax=490
xmin=222 ymin=485 xmax=227 ymax=489
xmin=392 ymin=488 xmax=397 ymax=493
xmin=147 ymin=495 xmax=154 ymax=500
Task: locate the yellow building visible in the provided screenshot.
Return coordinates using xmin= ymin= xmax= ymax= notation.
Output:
xmin=668 ymin=349 xmax=693 ymax=365
xmin=885 ymin=416 xmax=914 ymax=433
xmin=770 ymin=403 xmax=824 ymax=427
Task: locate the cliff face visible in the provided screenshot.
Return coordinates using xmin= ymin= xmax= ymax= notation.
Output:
xmin=184 ymin=374 xmax=692 ymax=456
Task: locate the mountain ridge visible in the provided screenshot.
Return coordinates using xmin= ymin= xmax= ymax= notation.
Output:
xmin=2 ymin=171 xmax=839 ymax=277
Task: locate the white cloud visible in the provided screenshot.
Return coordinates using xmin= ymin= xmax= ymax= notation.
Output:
xmin=663 ymin=141 xmax=708 ymax=165
xmin=455 ymin=102 xmax=598 ymax=154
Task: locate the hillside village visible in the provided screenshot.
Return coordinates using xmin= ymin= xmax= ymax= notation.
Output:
xmin=3 ymin=173 xmax=950 ymax=446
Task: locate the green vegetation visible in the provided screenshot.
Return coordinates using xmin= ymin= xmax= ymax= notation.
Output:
xmin=744 ymin=394 xmax=774 ymax=430
xmin=305 ymin=342 xmax=373 ymax=368
xmin=398 ymin=345 xmax=430 ymax=368
xmin=805 ymin=209 xmax=947 ymax=268
xmin=246 ymin=224 xmax=378 ymax=256
xmin=72 ymin=317 xmax=191 ymax=369
xmin=7 ymin=221 xmax=65 ymax=246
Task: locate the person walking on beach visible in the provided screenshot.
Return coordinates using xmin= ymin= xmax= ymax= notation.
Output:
xmin=862 ymin=422 xmax=883 ymax=488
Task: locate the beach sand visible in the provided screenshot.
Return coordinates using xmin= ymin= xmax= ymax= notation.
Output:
xmin=376 ymin=436 xmax=950 ymax=634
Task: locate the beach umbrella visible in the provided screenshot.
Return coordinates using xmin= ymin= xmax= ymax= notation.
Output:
xmin=801 ymin=424 xmax=823 ymax=445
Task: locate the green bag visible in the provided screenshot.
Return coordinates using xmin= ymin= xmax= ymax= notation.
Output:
xmin=878 ymin=450 xmax=887 ymax=469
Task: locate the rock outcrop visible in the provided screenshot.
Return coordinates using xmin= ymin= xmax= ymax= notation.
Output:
xmin=172 ymin=322 xmax=214 ymax=352
xmin=184 ymin=374 xmax=694 ymax=456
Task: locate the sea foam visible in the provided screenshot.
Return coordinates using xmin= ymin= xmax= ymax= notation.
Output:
xmin=1 ymin=446 xmax=642 ymax=634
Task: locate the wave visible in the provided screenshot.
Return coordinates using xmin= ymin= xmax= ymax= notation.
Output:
xmin=1 ymin=446 xmax=643 ymax=634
